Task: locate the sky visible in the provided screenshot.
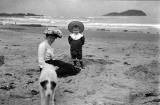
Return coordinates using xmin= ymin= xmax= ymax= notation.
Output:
xmin=0 ymin=0 xmax=159 ymax=17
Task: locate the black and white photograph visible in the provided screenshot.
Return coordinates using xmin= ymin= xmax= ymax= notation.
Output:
xmin=0 ymin=0 xmax=160 ymax=105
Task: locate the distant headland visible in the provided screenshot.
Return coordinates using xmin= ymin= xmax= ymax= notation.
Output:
xmin=0 ymin=13 xmax=43 ymax=17
xmin=103 ymin=10 xmax=147 ymax=16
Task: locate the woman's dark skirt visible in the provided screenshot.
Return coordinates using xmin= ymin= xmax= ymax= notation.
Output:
xmin=45 ymin=60 xmax=81 ymax=78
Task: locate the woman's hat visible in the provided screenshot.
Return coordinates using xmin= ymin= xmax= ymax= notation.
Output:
xmin=43 ymin=27 xmax=63 ymax=38
xmin=68 ymin=21 xmax=84 ymax=33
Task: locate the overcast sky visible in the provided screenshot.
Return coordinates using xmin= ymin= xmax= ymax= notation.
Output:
xmin=0 ymin=0 xmax=159 ymax=17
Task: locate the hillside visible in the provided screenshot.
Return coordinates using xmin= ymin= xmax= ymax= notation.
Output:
xmin=103 ymin=10 xmax=147 ymax=16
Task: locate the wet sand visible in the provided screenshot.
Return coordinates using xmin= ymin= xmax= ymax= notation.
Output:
xmin=0 ymin=24 xmax=159 ymax=105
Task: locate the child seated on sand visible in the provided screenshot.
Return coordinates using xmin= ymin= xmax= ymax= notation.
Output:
xmin=68 ymin=21 xmax=85 ymax=69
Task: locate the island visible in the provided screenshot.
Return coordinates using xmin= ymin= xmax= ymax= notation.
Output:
xmin=103 ymin=10 xmax=147 ymax=16
xmin=0 ymin=13 xmax=43 ymax=17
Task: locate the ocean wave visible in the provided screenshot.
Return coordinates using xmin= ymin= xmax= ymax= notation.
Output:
xmin=0 ymin=17 xmax=159 ymax=30
xmin=85 ymin=23 xmax=160 ymax=29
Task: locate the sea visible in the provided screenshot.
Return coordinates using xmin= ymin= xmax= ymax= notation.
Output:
xmin=0 ymin=16 xmax=160 ymax=32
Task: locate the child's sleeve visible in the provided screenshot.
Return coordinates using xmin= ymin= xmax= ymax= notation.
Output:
xmin=81 ymin=36 xmax=85 ymax=45
xmin=68 ymin=36 xmax=72 ymax=45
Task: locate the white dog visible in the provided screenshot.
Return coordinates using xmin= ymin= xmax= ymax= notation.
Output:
xmin=39 ymin=63 xmax=58 ymax=105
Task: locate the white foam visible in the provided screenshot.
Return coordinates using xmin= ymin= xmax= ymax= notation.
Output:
xmin=85 ymin=23 xmax=160 ymax=29
xmin=0 ymin=17 xmax=159 ymax=30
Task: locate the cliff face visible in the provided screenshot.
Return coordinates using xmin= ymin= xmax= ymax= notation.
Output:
xmin=103 ymin=10 xmax=147 ymax=16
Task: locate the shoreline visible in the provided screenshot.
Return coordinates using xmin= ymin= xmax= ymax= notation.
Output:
xmin=0 ymin=23 xmax=159 ymax=35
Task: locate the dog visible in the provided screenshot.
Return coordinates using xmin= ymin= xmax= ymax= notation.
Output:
xmin=39 ymin=63 xmax=58 ymax=105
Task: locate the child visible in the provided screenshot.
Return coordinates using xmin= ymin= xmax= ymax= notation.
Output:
xmin=68 ymin=21 xmax=85 ymax=68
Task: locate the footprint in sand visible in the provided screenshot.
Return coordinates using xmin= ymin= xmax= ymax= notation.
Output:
xmin=124 ymin=62 xmax=131 ymax=65
xmin=30 ymin=90 xmax=39 ymax=95
xmin=97 ymin=47 xmax=104 ymax=50
xmin=26 ymin=80 xmax=34 ymax=85
xmin=125 ymin=54 xmax=130 ymax=56
xmin=128 ymin=90 xmax=160 ymax=104
xmin=0 ymin=56 xmax=4 ymax=66
xmin=97 ymin=47 xmax=106 ymax=52
xmin=86 ymin=90 xmax=96 ymax=96
xmin=4 ymin=46 xmax=8 ymax=49
xmin=104 ymin=55 xmax=109 ymax=58
xmin=12 ymin=44 xmax=21 ymax=47
xmin=0 ymin=82 xmax=16 ymax=91
xmin=85 ymin=55 xmax=95 ymax=58
xmin=4 ymin=73 xmax=13 ymax=76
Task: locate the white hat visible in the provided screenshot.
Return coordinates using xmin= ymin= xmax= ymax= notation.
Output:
xmin=43 ymin=27 xmax=63 ymax=38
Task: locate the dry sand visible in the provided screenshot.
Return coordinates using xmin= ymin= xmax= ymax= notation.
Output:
xmin=0 ymin=24 xmax=159 ymax=105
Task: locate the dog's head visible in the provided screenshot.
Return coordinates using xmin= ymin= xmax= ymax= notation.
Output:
xmin=40 ymin=80 xmax=57 ymax=97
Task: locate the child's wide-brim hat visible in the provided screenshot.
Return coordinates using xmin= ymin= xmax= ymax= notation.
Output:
xmin=43 ymin=27 xmax=63 ymax=38
xmin=68 ymin=21 xmax=84 ymax=33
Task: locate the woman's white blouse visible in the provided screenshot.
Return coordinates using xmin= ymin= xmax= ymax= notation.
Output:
xmin=38 ymin=40 xmax=55 ymax=68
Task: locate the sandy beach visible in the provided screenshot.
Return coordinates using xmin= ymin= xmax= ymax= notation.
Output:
xmin=0 ymin=24 xmax=159 ymax=105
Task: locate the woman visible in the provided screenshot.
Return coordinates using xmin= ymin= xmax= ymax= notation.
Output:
xmin=38 ymin=27 xmax=80 ymax=77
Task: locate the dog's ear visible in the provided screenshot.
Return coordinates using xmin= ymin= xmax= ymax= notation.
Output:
xmin=51 ymin=81 xmax=56 ymax=90
xmin=40 ymin=80 xmax=48 ymax=89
